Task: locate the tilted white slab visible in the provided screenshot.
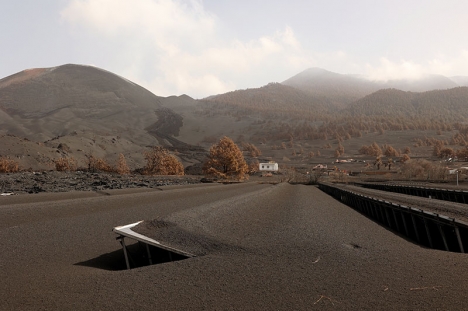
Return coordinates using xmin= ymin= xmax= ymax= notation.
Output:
xmin=113 ymin=221 xmax=195 ymax=258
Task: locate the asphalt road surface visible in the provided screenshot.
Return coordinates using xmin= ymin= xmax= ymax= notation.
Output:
xmin=1 ymin=183 xmax=467 ymax=310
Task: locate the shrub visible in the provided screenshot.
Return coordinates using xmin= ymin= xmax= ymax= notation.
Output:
xmin=143 ymin=146 xmax=184 ymax=175
xmin=439 ymin=148 xmax=455 ymax=159
xmin=384 ymin=145 xmax=400 ymax=157
xmin=335 ymin=143 xmax=344 ymax=157
xmin=116 ymin=154 xmax=130 ymax=175
xmin=55 ymin=157 xmax=77 ymax=171
xmin=248 ymin=159 xmax=259 ymax=174
xmin=359 ymin=142 xmax=382 ymax=156
xmin=308 ymin=169 xmax=324 ymax=185
xmin=242 ymin=143 xmax=262 ymax=157
xmin=0 ymin=157 xmax=20 ymax=173
xmin=86 ymin=155 xmax=114 ymax=172
xmin=400 ymin=154 xmax=410 ymax=163
xmin=400 ymin=159 xmax=447 ymax=180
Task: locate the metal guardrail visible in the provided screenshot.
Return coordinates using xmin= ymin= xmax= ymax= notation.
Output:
xmin=318 ymin=182 xmax=467 ymax=253
xmin=356 ymin=182 xmax=468 ymax=204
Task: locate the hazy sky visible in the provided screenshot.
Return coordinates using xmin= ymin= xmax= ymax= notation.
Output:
xmin=2 ymin=0 xmax=468 ymax=98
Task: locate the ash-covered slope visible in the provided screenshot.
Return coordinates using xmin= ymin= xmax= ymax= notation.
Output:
xmin=0 ymin=65 xmax=168 ymax=142
xmin=0 ymin=64 xmax=203 ymax=170
xmin=0 ymin=64 xmax=162 ymax=116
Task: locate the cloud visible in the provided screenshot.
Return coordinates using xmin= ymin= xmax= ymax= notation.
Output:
xmin=363 ymin=52 xmax=468 ymax=81
xmin=63 ymin=0 xmax=468 ymax=97
xmin=61 ymin=0 xmax=312 ymax=98
xmin=364 ymin=58 xmax=425 ymax=81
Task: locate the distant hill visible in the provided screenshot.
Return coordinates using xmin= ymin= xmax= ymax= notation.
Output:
xmin=0 ymin=64 xmax=166 ymax=141
xmin=282 ymin=68 xmax=466 ymax=108
xmin=0 ymin=64 xmax=204 ymax=170
xmin=346 ymin=87 xmax=468 ymax=121
xmin=281 ymin=68 xmax=379 ymax=108
xmin=346 ymin=89 xmax=416 ymax=118
xmin=201 ymin=82 xmax=332 ymax=118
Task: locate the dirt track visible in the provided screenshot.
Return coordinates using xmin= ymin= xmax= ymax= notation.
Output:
xmin=1 ymin=182 xmax=468 ymax=310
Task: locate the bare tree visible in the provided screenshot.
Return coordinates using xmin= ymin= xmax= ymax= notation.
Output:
xmin=308 ymin=168 xmax=325 ymax=185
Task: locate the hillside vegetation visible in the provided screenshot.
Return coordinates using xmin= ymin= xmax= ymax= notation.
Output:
xmin=347 ymin=87 xmax=468 ymax=121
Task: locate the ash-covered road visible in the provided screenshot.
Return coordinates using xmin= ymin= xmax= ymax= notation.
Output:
xmin=1 ymin=183 xmax=467 ymax=310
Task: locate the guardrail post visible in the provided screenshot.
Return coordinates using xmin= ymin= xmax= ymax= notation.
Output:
xmin=366 ymin=200 xmax=374 ymax=219
xmin=392 ymin=209 xmax=401 ymax=233
xmin=384 ymin=207 xmax=393 ymax=228
xmin=423 ymin=219 xmax=434 ymax=248
xmin=401 ymin=212 xmax=410 ymax=237
xmin=455 ymin=226 xmax=465 ymax=253
xmin=378 ymin=204 xmax=386 ymax=223
xmin=411 ymin=215 xmax=421 ymax=243
xmin=438 ymin=225 xmax=449 ymax=251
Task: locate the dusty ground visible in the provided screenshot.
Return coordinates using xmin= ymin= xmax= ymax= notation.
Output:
xmin=2 ymin=182 xmax=468 ymax=310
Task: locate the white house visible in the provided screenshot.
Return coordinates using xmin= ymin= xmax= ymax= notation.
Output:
xmin=259 ymin=162 xmax=278 ymax=172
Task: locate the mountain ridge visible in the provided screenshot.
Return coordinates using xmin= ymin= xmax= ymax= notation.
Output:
xmin=281 ymin=67 xmax=467 ymax=108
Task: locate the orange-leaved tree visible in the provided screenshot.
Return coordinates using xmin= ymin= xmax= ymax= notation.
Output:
xmin=0 ymin=157 xmax=19 ymax=173
xmin=203 ymin=136 xmax=248 ymax=180
xmin=116 ymin=153 xmax=131 ymax=174
xmin=143 ymin=146 xmax=184 ymax=175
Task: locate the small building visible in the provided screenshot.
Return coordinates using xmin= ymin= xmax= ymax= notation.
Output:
xmin=259 ymin=162 xmax=278 ymax=172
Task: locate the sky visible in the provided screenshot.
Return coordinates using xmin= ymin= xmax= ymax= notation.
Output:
xmin=2 ymin=0 xmax=468 ymax=98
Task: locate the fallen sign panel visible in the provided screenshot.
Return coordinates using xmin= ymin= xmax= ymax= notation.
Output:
xmin=113 ymin=221 xmax=196 ymax=270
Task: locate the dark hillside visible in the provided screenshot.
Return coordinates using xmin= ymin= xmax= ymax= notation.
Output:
xmin=347 ymin=87 xmax=468 ymax=121
xmin=346 ymin=89 xmax=416 ymax=117
xmin=201 ymin=82 xmax=332 ymax=120
xmin=415 ymin=87 xmax=468 ymax=118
